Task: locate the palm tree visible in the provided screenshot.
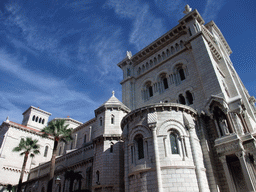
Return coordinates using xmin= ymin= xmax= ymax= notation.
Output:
xmin=41 ymin=119 xmax=73 ymax=192
xmin=6 ymin=184 xmax=13 ymax=192
xmin=13 ymin=137 xmax=40 ymax=192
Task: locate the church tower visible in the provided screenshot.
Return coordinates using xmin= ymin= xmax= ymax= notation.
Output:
xmin=118 ymin=5 xmax=256 ymax=192
xmin=92 ymin=92 xmax=130 ymax=192
xmin=21 ymin=106 xmax=51 ymax=130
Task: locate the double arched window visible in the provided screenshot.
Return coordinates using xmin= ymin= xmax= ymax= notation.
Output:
xmin=178 ymin=91 xmax=194 ymax=105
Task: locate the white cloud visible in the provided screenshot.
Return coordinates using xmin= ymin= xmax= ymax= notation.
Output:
xmin=203 ymin=0 xmax=227 ymax=22
xmin=104 ymin=0 xmax=141 ymax=19
xmin=105 ymin=0 xmax=166 ymax=52
xmin=154 ymin=0 xmax=186 ymax=19
xmin=129 ymin=5 xmax=166 ymax=51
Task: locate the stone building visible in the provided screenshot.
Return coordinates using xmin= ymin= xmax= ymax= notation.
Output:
xmin=1 ymin=5 xmax=256 ymax=192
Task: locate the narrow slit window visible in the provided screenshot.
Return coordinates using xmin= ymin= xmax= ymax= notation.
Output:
xmin=44 ymin=146 xmax=49 ymax=157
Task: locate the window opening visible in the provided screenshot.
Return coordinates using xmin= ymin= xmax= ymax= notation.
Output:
xmin=84 ymin=135 xmax=87 ymax=143
xmin=39 ymin=118 xmax=42 ymax=123
xmin=42 ymin=119 xmax=45 ymax=124
xmin=32 ymin=115 xmax=35 ymax=121
xmin=186 ymin=91 xmax=193 ymax=105
xmin=96 ymin=171 xmax=100 ymax=184
xmin=110 ymin=144 xmax=113 ymax=153
xmin=127 ymin=68 xmax=131 ymax=77
xmin=44 ymin=146 xmax=49 ymax=157
xmin=100 ymin=117 xmax=103 ymax=126
xmin=163 ymin=77 xmax=168 ymax=89
xmin=35 ymin=116 xmax=38 ymax=122
xmin=179 ymin=68 xmax=185 ymax=81
xmin=170 ymin=133 xmax=179 ymax=154
xmin=111 ymin=115 xmax=114 ymax=124
xmin=179 ymin=94 xmax=186 ymax=105
xmin=149 ymin=86 xmax=153 ymax=97
xmin=135 ymin=135 xmax=144 ymax=160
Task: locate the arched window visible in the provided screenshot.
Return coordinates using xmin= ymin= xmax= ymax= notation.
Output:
xmin=127 ymin=68 xmax=131 ymax=77
xmin=143 ymin=81 xmax=154 ymax=101
xmin=186 ymin=91 xmax=193 ymax=105
xmin=32 ymin=115 xmax=35 ymax=121
xmin=170 ymin=132 xmax=179 ymax=154
xmin=134 ymin=134 xmax=144 ymax=160
xmin=142 ymin=65 xmax=145 ymax=72
xmin=150 ymin=60 xmax=153 ymax=67
xmin=42 ymin=119 xmax=45 ymax=124
xmin=171 ymin=46 xmax=175 ymax=54
xmin=180 ymin=40 xmax=184 ymax=49
xmin=39 ymin=118 xmax=42 ymax=123
xmin=111 ymin=115 xmax=114 ymax=124
xmin=154 ymin=57 xmax=157 ymax=65
xmin=138 ymin=67 xmax=141 ymax=75
xmin=162 ymin=52 xmax=166 ymax=59
xmin=99 ymin=117 xmax=103 ymax=126
xmin=175 ymin=43 xmax=180 ymax=51
xmin=178 ymin=68 xmax=185 ymax=81
xmin=179 ymin=94 xmax=186 ymax=105
xmin=96 ymin=170 xmax=100 ymax=184
xmin=44 ymin=146 xmax=49 ymax=157
xmin=158 ymin=54 xmax=162 ymax=62
xmin=35 ymin=116 xmax=38 ymax=122
xmin=146 ymin=62 xmax=149 ymax=69
xmin=166 ymin=49 xmax=170 ymax=56
xmin=84 ymin=134 xmax=87 ymax=143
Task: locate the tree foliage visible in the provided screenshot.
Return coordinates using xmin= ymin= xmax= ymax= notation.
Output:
xmin=13 ymin=137 xmax=40 ymax=192
xmin=41 ymin=119 xmax=73 ymax=192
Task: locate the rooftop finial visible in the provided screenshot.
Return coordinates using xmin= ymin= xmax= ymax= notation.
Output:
xmin=112 ymin=90 xmax=115 ymax=96
xmin=183 ymin=4 xmax=192 ymax=14
xmin=6 ymin=116 xmax=9 ymax=123
xmin=126 ymin=51 xmax=132 ymax=59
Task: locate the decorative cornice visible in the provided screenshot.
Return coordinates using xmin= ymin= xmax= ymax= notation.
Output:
xmin=121 ymin=103 xmax=197 ymax=130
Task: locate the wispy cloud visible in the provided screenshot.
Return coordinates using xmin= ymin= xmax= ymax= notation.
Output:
xmin=154 ymin=0 xmax=186 ymax=19
xmin=129 ymin=4 xmax=166 ymax=51
xmin=203 ymin=0 xmax=227 ymax=22
xmin=104 ymin=0 xmax=141 ymax=19
xmin=105 ymin=0 xmax=166 ymax=51
xmin=0 ymin=49 xmax=97 ymax=123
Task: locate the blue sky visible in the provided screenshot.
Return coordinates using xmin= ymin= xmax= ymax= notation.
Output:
xmin=0 ymin=0 xmax=255 ymax=124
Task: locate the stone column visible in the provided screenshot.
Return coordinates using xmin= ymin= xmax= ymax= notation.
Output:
xmin=151 ymin=125 xmax=163 ymax=192
xmin=124 ymin=139 xmax=129 ymax=192
xmin=189 ymin=125 xmax=208 ymax=192
xmin=219 ymin=156 xmax=237 ymax=192
xmin=236 ymin=151 xmax=256 ymax=191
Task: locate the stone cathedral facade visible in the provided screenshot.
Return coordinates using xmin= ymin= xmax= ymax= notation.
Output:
xmin=1 ymin=5 xmax=256 ymax=192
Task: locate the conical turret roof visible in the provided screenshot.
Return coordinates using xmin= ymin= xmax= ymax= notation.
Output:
xmin=95 ymin=91 xmax=130 ymax=115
